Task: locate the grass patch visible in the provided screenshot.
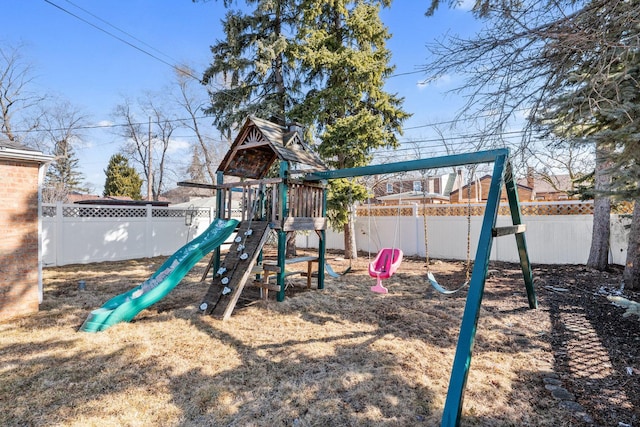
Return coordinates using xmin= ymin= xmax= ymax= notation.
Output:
xmin=1 ymin=253 xmax=582 ymax=426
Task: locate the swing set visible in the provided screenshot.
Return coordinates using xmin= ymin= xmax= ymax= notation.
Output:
xmin=364 ymin=166 xmax=476 ymax=296
xmin=424 ymin=166 xmax=476 ymax=295
xmin=367 ymin=204 xmax=403 ymax=294
xmin=306 ymin=148 xmax=536 ymax=427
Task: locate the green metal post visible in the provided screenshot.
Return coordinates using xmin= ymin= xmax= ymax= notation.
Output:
xmin=213 ymin=171 xmax=224 ymax=277
xmin=277 ymin=162 xmax=289 ymax=302
xmin=317 ymin=181 xmax=328 ymax=289
xmin=441 ymin=154 xmax=507 ymax=427
xmin=504 ymin=161 xmax=537 ymax=309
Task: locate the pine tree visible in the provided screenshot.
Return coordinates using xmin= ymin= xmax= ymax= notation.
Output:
xmin=534 ymin=1 xmax=640 ymax=280
xmin=202 ymin=0 xmax=301 ymax=133
xmin=204 ymin=1 xmax=408 ymax=259
xmin=291 ymin=0 xmax=410 ymax=258
xmin=103 ymin=154 xmax=143 ymax=200
xmin=423 ymin=0 xmax=640 ymax=286
xmin=187 ymin=145 xmax=208 ymax=183
xmin=44 ymin=140 xmax=87 ymax=201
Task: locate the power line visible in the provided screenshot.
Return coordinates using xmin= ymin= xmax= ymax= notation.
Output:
xmin=374 ymin=130 xmax=529 ymax=152
xmin=43 ymin=0 xmax=204 ymax=82
xmin=42 ymin=0 xmax=288 ymax=121
xmin=404 ymin=108 xmax=531 ymax=130
xmin=62 ymin=0 xmax=181 ymax=66
xmin=11 ymin=113 xmax=218 ymax=133
xmin=388 ymin=69 xmax=425 ymax=78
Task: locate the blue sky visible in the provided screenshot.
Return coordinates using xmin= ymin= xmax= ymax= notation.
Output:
xmin=4 ymin=1 xmax=481 ymax=194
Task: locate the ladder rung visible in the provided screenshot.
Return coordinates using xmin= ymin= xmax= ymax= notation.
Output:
xmin=251 ymin=281 xmax=281 ymax=292
xmin=492 ymin=224 xmax=526 ymax=237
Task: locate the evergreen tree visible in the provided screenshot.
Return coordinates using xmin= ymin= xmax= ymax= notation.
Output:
xmin=187 ymin=144 xmax=208 ymax=183
xmin=103 ymin=154 xmax=143 ymax=200
xmin=423 ymin=0 xmax=640 ymax=286
xmin=534 ymin=0 xmax=640 ymax=280
xmin=204 ymin=1 xmax=408 ymax=259
xmin=291 ymin=0 xmax=410 ymax=258
xmin=202 ymin=0 xmax=302 ymax=133
xmin=44 ymin=139 xmax=87 ymax=201
xmin=202 ymin=0 xmax=305 ymax=257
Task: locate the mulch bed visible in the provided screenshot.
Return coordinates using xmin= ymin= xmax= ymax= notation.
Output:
xmin=534 ymin=264 xmax=639 ymax=426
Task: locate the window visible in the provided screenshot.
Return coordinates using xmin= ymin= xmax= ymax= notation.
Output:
xmin=386 ymin=182 xmax=393 ymax=193
xmin=413 ymin=181 xmax=422 ymax=192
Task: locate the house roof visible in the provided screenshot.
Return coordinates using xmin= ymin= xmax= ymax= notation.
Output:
xmin=449 ymin=174 xmax=532 ymax=197
xmin=67 ymin=193 xmax=169 ymax=206
xmin=0 ymin=139 xmax=38 ymax=151
xmin=376 ymin=190 xmax=449 ymax=202
xmin=518 ymin=174 xmax=573 ymax=194
xmin=0 ymin=138 xmax=53 ymax=163
xmin=217 ymin=116 xmax=326 ymax=179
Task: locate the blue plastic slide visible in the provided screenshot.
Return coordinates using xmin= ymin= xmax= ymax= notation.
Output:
xmin=80 ymin=218 xmax=239 ymax=332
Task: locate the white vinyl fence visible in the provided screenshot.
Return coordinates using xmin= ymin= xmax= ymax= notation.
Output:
xmin=296 ymin=202 xmax=632 ymax=266
xmin=42 ymin=201 xmax=631 ymax=267
xmin=42 ymin=203 xmax=214 ymax=267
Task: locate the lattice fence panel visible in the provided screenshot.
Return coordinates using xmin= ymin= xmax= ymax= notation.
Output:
xmin=62 ymin=206 xmax=147 ymax=218
xmin=357 ymin=201 xmax=601 ymax=217
xmin=613 ymin=201 xmax=634 ymax=215
xmin=42 ymin=205 xmax=57 ymax=217
xmin=152 ymin=208 xmax=210 ymax=218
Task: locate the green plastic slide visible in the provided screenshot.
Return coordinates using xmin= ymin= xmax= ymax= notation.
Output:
xmin=80 ymin=218 xmax=239 ymax=333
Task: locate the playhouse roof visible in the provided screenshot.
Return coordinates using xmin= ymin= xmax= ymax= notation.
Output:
xmin=217 ymin=116 xmax=326 ymax=179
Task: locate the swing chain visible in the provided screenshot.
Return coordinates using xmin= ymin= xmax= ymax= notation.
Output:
xmin=465 ymin=166 xmax=474 ymax=283
xmin=423 ymin=199 xmax=430 ymax=270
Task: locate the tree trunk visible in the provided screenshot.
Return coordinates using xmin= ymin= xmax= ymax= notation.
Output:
xmin=587 ymin=143 xmax=611 ymax=270
xmin=623 ymin=200 xmax=640 ymax=290
xmin=588 ymin=196 xmax=610 ymax=270
xmin=286 ymin=231 xmax=297 ymax=257
xmin=344 ymin=211 xmax=357 ymax=260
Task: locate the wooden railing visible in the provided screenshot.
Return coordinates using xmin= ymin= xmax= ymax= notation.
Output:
xmin=212 ymin=179 xmax=326 ymax=230
xmin=288 ymin=183 xmax=324 ymax=218
xmin=211 ymin=178 xmax=280 ymax=222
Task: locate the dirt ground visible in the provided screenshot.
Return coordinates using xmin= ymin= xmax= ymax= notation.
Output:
xmin=1 ymin=250 xmax=638 ymax=426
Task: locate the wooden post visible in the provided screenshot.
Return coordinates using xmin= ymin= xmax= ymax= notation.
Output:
xmin=213 ymin=171 xmax=224 ymax=279
xmin=277 ymin=161 xmax=289 ymax=302
xmin=317 ymin=181 xmax=327 ymax=290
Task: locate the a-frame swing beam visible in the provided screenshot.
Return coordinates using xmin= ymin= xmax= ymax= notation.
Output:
xmin=305 ymin=148 xmax=511 ymax=182
xmin=306 ymin=148 xmax=536 ymax=427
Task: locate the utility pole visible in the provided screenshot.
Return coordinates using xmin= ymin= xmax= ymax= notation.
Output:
xmin=147 ymin=116 xmax=153 ymax=201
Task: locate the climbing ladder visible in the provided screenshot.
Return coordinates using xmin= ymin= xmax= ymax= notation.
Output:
xmin=199 ymin=220 xmax=272 ymax=320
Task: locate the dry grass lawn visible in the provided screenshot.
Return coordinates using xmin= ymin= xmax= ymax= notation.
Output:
xmin=1 ymin=252 xmax=583 ymax=426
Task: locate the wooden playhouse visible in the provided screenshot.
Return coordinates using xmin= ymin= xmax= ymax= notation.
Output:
xmin=180 ymin=116 xmax=330 ymax=319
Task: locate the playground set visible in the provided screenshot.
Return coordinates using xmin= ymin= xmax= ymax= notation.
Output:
xmin=81 ymin=116 xmax=536 ymax=427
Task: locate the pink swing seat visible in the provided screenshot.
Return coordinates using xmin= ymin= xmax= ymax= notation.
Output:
xmin=368 ymin=248 xmax=403 ymax=294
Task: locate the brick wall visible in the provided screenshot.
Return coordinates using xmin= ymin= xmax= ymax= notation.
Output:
xmin=0 ymin=159 xmax=41 ymax=320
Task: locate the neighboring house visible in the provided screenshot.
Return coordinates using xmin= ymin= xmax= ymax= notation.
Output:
xmin=371 ymin=173 xmax=456 ymax=205
xmin=518 ymin=171 xmax=576 ymax=201
xmin=376 ymin=190 xmax=450 ymax=205
xmin=0 ymin=139 xmax=53 ymax=321
xmin=448 ymin=168 xmax=575 ymax=204
xmin=162 ymin=185 xmax=213 ymax=204
xmin=449 ymin=173 xmax=534 ymax=203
